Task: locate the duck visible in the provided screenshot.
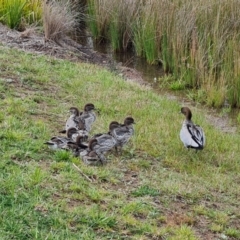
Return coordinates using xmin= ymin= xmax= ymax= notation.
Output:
xmin=110 ymin=117 xmax=135 ymax=154
xmin=180 ymin=107 xmax=205 ymax=150
xmin=44 ymin=128 xmax=87 ymax=151
xmin=44 ymin=135 xmax=71 ymax=150
xmin=80 ymin=149 xmax=101 ymax=166
xmin=66 ymin=135 xmax=89 ymax=156
xmin=76 ymin=103 xmax=97 ymax=133
xmin=65 ymin=107 xmax=81 ymax=131
xmin=66 ymin=127 xmax=88 ymax=143
xmin=60 ymin=103 xmax=97 ymax=134
xmin=84 ymin=122 xmax=119 ymax=164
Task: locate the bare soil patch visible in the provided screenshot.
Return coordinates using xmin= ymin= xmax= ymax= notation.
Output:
xmin=0 ymin=23 xmax=146 ymax=84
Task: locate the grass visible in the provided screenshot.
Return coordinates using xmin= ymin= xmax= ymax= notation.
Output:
xmin=0 ymin=0 xmax=42 ymax=30
xmin=0 ymin=44 xmax=240 ymax=239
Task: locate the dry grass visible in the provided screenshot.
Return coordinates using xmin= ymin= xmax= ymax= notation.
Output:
xmin=43 ymin=0 xmax=77 ymax=42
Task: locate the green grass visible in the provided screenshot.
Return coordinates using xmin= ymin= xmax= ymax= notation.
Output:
xmin=0 ymin=45 xmax=239 ymax=239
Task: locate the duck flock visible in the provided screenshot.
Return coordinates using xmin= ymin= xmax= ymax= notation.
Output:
xmin=45 ymin=103 xmax=206 ymax=165
xmin=44 ymin=103 xmax=135 ymax=165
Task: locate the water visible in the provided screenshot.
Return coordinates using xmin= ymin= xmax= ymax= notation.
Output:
xmin=73 ymin=30 xmax=164 ymax=84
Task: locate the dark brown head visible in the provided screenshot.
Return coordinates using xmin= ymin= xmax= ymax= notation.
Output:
xmin=75 ymin=136 xmax=88 ymax=148
xmin=88 ymin=138 xmax=98 ymax=151
xmin=180 ymin=107 xmax=192 ymax=120
xmin=69 ymin=107 xmax=80 ymax=116
xmin=84 ymin=103 xmax=95 ymax=112
xmin=124 ymin=117 xmax=135 ymax=126
xmin=66 ymin=127 xmax=78 ymax=138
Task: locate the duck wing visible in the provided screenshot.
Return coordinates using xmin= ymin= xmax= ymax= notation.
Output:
xmin=78 ymin=112 xmax=96 ymax=132
xmin=112 ymin=126 xmax=133 ymax=145
xmin=44 ymin=136 xmax=70 ymax=150
xmin=95 ymin=134 xmax=116 ymax=152
xmin=65 ymin=116 xmax=78 ymax=130
xmin=186 ymin=123 xmax=205 ymax=148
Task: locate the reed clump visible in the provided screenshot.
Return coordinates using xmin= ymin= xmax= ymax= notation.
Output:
xmin=0 ymin=0 xmax=42 ymax=30
xmin=43 ymin=0 xmax=77 ymax=42
xmin=86 ymin=0 xmax=240 ymax=108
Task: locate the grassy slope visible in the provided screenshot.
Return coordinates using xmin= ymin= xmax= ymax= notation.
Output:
xmin=0 ymin=45 xmax=239 ymax=240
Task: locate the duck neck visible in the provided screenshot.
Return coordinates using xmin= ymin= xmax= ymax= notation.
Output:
xmin=186 ymin=111 xmax=192 ymax=121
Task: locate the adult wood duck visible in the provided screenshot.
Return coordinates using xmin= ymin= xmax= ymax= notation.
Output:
xmin=180 ymin=107 xmax=206 ymax=150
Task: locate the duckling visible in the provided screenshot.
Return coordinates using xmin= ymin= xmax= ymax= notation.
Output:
xmin=65 ymin=107 xmax=81 ymax=131
xmin=65 ymin=135 xmax=88 ymax=156
xmin=76 ymin=103 xmax=97 ymax=133
xmin=180 ymin=107 xmax=206 ymax=150
xmin=80 ymin=150 xmax=101 ymax=166
xmin=44 ymin=136 xmax=71 ymax=150
xmin=66 ymin=127 xmax=88 ymax=142
xmin=86 ymin=122 xmax=118 ymax=164
xmin=44 ymin=128 xmax=86 ymax=151
xmin=60 ymin=104 xmax=95 ymax=134
xmin=111 ymin=117 xmax=135 ymax=154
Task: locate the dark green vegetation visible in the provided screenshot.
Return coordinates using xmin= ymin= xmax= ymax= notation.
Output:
xmin=0 ymin=45 xmax=239 ymax=239
xmin=0 ymin=0 xmax=41 ymax=30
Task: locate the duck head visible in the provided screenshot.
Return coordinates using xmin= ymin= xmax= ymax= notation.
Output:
xmin=66 ymin=127 xmax=78 ymax=139
xmin=84 ymin=103 xmax=101 ymax=114
xmin=75 ymin=136 xmax=88 ymax=148
xmin=124 ymin=117 xmax=135 ymax=126
xmin=180 ymin=107 xmax=192 ymax=120
xmin=88 ymin=138 xmax=98 ymax=151
xmin=84 ymin=103 xmax=95 ymax=112
xmin=69 ymin=107 xmax=80 ymax=116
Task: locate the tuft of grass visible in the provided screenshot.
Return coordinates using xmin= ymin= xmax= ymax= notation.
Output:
xmin=43 ymin=0 xmax=77 ymax=42
xmin=131 ymin=185 xmax=160 ymax=197
xmin=53 ymin=150 xmax=72 ymax=162
xmin=0 ymin=45 xmax=239 ymax=239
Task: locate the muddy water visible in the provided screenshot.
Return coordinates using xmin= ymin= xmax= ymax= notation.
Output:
xmin=78 ymin=34 xmax=164 ymax=83
xmin=74 ymin=31 xmax=239 ymax=133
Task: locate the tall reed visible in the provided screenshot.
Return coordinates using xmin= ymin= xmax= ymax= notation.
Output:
xmin=24 ymin=0 xmax=42 ymax=24
xmin=0 ymin=0 xmax=42 ymax=29
xmin=86 ymin=0 xmax=240 ymax=107
xmin=0 ymin=0 xmax=26 ymax=29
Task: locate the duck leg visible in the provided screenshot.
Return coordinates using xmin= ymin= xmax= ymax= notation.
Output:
xmin=95 ymin=150 xmax=107 ymax=165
